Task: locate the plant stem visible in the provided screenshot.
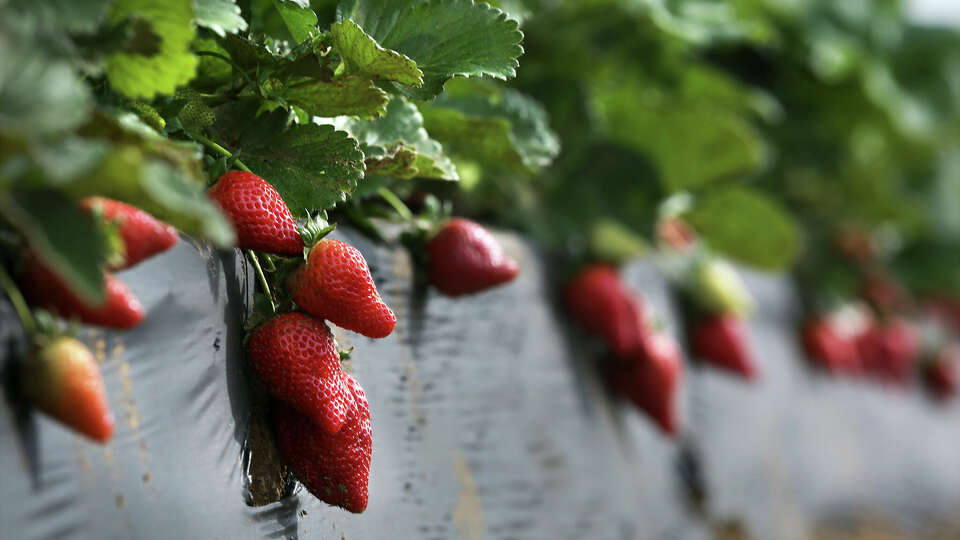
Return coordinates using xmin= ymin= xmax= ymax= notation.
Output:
xmin=246 ymin=250 xmax=276 ymax=314
xmin=185 ymin=129 xmax=253 ymax=173
xmin=0 ymin=265 xmax=36 ymax=336
xmin=378 ymin=187 xmax=413 ymax=221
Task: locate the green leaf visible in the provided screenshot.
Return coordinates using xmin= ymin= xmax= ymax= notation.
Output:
xmin=278 ymin=75 xmax=389 ymax=119
xmin=106 ymin=0 xmax=200 ymax=99
xmin=588 ymin=68 xmax=767 ymax=192
xmin=1 ymin=189 xmax=106 ymax=304
xmin=194 ymin=0 xmax=248 ymax=37
xmin=58 ymin=111 xmax=235 ymax=246
xmin=337 ymin=0 xmax=524 ymax=100
xmin=420 ymin=81 xmax=559 ymax=171
xmin=0 ymin=27 xmax=92 ymax=138
xmin=330 ymin=18 xmax=423 ymax=86
xmin=274 ymin=0 xmax=318 ymax=44
xmin=686 ymin=187 xmax=801 ymax=271
xmin=324 ymin=96 xmax=457 ymax=180
xmin=216 ymin=107 xmax=365 ymax=214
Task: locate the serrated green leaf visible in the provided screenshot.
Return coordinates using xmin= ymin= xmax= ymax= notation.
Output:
xmin=194 ymin=0 xmax=248 ymax=37
xmin=279 ymin=75 xmax=389 ymax=119
xmin=0 ymin=26 xmax=92 ymax=138
xmin=274 ymin=0 xmax=318 ymax=44
xmin=106 ymin=0 xmax=199 ymax=99
xmin=324 ymin=97 xmax=457 ymax=180
xmin=337 ymin=0 xmax=524 ymax=100
xmin=217 ymin=108 xmax=365 ymax=214
xmin=1 ymin=189 xmax=106 ymax=304
xmin=330 ymin=18 xmax=423 ymax=86
xmin=420 ymin=82 xmax=558 ymax=172
xmin=686 ymin=187 xmax=801 ymax=271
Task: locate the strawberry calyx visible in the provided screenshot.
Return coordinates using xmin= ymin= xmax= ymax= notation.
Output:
xmin=299 ymin=212 xmax=336 ymax=254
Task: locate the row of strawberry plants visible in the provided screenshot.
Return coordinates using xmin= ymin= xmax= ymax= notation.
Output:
xmin=0 ymin=0 xmax=535 ymax=514
xmin=3 ymin=0 xmax=960 ymax=517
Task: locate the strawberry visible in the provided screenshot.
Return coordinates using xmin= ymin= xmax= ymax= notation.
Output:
xmin=21 ymin=337 xmax=114 ymax=443
xmin=272 ymin=373 xmax=372 ymax=513
xmin=924 ymin=346 xmax=958 ymax=401
xmin=81 ymin=197 xmax=178 ymax=270
xmin=802 ymin=317 xmax=861 ymax=375
xmin=610 ymin=331 xmax=683 ymax=436
xmin=691 ymin=315 xmax=757 ymax=379
xmin=426 ymin=218 xmax=519 ymax=296
xmin=207 ymin=171 xmax=303 ymax=256
xmin=288 ymin=239 xmax=396 ymax=338
xmin=564 ymin=264 xmax=647 ymax=359
xmin=247 ymin=313 xmax=354 ymax=433
xmin=855 ymin=318 xmax=917 ymax=385
xmin=19 ymin=254 xmax=144 ymax=329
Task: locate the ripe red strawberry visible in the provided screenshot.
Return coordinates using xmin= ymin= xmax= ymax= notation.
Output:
xmin=610 ymin=331 xmax=683 ymax=436
xmin=19 ymin=254 xmax=144 ymax=329
xmin=802 ymin=317 xmax=861 ymax=375
xmin=564 ymin=264 xmax=646 ymax=359
xmin=691 ymin=315 xmax=756 ymax=379
xmin=924 ymin=346 xmax=958 ymax=400
xmin=247 ymin=313 xmax=354 ymax=433
xmin=288 ymin=239 xmax=396 ymax=338
xmin=81 ymin=197 xmax=178 ymax=270
xmin=21 ymin=337 xmax=114 ymax=443
xmin=426 ymin=218 xmax=519 ymax=296
xmin=855 ymin=318 xmax=917 ymax=385
xmin=273 ymin=373 xmax=372 ymax=513
xmin=207 ymin=171 xmax=302 ymax=256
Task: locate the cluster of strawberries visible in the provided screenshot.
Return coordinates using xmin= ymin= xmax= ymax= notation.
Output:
xmin=803 ymin=296 xmax=958 ymax=401
xmin=17 ymin=198 xmax=180 ymax=442
xmin=563 ymin=217 xmax=759 ymax=436
xmin=209 ymin=171 xmax=519 ymax=512
xmin=5 ymin=166 xmax=520 ymax=513
xmin=564 ymin=264 xmax=684 ymax=435
xmin=802 ymin=227 xmax=958 ymax=401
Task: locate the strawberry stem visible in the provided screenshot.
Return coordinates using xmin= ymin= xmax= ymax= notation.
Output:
xmin=246 ymin=250 xmax=276 ymax=314
xmin=184 ymin=129 xmax=254 ymax=174
xmin=378 ymin=187 xmax=413 ymax=221
xmin=0 ymin=264 xmax=36 ymax=336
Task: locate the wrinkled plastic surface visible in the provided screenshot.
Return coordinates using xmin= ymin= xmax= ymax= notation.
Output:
xmin=0 ymin=229 xmax=958 ymax=539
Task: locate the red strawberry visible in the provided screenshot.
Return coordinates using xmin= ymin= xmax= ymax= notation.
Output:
xmin=21 ymin=337 xmax=114 ymax=443
xmin=426 ymin=218 xmax=519 ymax=296
xmin=247 ymin=313 xmax=354 ymax=433
xmin=924 ymin=346 xmax=958 ymax=400
xmin=610 ymin=331 xmax=683 ymax=436
xmin=288 ymin=239 xmax=396 ymax=338
xmin=207 ymin=171 xmax=302 ymax=256
xmin=855 ymin=318 xmax=917 ymax=385
xmin=691 ymin=315 xmax=757 ymax=379
xmin=273 ymin=373 xmax=372 ymax=513
xmin=19 ymin=254 xmax=144 ymax=329
xmin=564 ymin=264 xmax=647 ymax=359
xmin=81 ymin=197 xmax=178 ymax=270
xmin=802 ymin=317 xmax=861 ymax=375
